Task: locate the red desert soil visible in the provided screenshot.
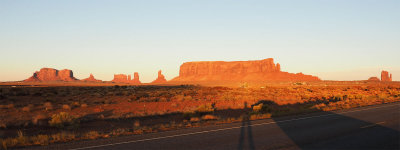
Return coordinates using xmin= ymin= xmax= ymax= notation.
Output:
xmin=0 ymin=81 xmax=399 ymax=149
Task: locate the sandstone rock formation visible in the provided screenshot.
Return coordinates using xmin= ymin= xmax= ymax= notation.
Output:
xmin=381 ymin=70 xmax=392 ymax=82
xmin=133 ymin=72 xmax=141 ymax=84
xmin=112 ymin=74 xmax=128 ymax=83
xmin=111 ymin=73 xmax=141 ymax=84
xmin=82 ymin=74 xmax=102 ymax=82
xmin=151 ymin=70 xmax=167 ymax=84
xmin=24 ymin=68 xmax=77 ymax=82
xmin=367 ymin=77 xmax=380 ymax=81
xmin=171 ymin=58 xmax=320 ymax=82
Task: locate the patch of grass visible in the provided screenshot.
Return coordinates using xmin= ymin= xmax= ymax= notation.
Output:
xmin=48 ymin=112 xmax=78 ymax=128
xmin=50 ymin=132 xmax=76 ymax=142
xmin=83 ymin=131 xmax=101 ymax=140
xmin=30 ymin=135 xmax=49 ymax=146
xmin=196 ymin=104 xmax=214 ymax=113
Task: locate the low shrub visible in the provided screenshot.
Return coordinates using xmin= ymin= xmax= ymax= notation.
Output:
xmin=48 ymin=112 xmax=78 ymax=128
xmin=21 ymin=106 xmax=31 ymax=112
xmin=83 ymin=131 xmax=101 ymax=140
xmin=190 ymin=117 xmax=200 ymax=122
xmin=32 ymin=114 xmax=48 ymax=126
xmin=72 ymin=102 xmax=80 ymax=107
xmin=252 ymin=103 xmax=263 ymax=112
xmin=80 ymin=103 xmax=88 ymax=108
xmin=133 ymin=120 xmax=140 ymax=128
xmin=196 ymin=104 xmax=214 ymax=113
xmin=62 ymin=104 xmax=71 ymax=110
xmin=201 ymin=115 xmax=218 ymax=120
xmin=43 ymin=102 xmax=53 ymax=111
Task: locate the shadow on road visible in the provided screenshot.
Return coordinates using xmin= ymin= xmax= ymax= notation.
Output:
xmin=237 ymin=102 xmax=255 ymax=150
xmin=252 ymin=100 xmax=400 ymax=150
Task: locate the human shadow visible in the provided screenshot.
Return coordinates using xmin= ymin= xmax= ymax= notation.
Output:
xmin=237 ymin=102 xmax=255 ymax=150
xmin=253 ymin=100 xmax=400 ymax=149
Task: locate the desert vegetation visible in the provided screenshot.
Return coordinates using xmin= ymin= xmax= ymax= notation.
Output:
xmin=0 ymin=83 xmax=399 ymax=149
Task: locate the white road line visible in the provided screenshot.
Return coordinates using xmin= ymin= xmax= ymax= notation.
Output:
xmin=71 ymin=103 xmax=399 ymax=150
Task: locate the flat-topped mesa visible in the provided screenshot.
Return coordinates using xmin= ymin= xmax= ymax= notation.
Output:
xmin=111 ymin=73 xmax=141 ymax=84
xmin=82 ymin=74 xmax=102 ymax=82
xmin=151 ymin=70 xmax=167 ymax=84
xmin=24 ymin=68 xmax=77 ymax=82
xmin=381 ymin=70 xmax=393 ymax=82
xmin=171 ymin=58 xmax=320 ymax=82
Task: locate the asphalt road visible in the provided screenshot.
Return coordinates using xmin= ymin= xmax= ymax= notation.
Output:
xmin=26 ymin=103 xmax=400 ymax=150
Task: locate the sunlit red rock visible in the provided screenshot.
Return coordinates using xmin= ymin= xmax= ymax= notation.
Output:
xmin=24 ymin=68 xmax=77 ymax=82
xmin=112 ymin=74 xmax=128 ymax=83
xmin=58 ymin=69 xmax=76 ymax=81
xmin=171 ymin=58 xmax=320 ymax=82
xmin=112 ymin=73 xmax=141 ymax=84
xmin=132 ymin=72 xmax=141 ymax=84
xmin=381 ymin=70 xmax=392 ymax=82
xmin=82 ymin=74 xmax=102 ymax=82
xmin=151 ymin=70 xmax=167 ymax=84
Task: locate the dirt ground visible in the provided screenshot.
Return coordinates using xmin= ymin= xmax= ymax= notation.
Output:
xmin=0 ymin=81 xmax=399 ymax=148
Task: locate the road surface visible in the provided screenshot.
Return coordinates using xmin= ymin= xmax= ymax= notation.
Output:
xmin=25 ymin=102 xmax=400 ymax=150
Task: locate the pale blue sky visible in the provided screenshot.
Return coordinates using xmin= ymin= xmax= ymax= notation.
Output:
xmin=1 ymin=0 xmax=399 ymax=82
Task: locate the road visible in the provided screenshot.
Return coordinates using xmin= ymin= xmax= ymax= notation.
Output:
xmin=26 ymin=103 xmax=400 ymax=150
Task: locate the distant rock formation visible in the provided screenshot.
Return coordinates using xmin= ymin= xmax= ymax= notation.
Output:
xmin=367 ymin=77 xmax=380 ymax=81
xmin=24 ymin=68 xmax=77 ymax=82
xmin=151 ymin=70 xmax=167 ymax=84
xmin=111 ymin=73 xmax=141 ymax=84
xmin=82 ymin=74 xmax=102 ymax=82
xmin=381 ymin=70 xmax=393 ymax=82
xmin=133 ymin=72 xmax=141 ymax=84
xmin=171 ymin=58 xmax=320 ymax=82
xmin=112 ymin=74 xmax=128 ymax=83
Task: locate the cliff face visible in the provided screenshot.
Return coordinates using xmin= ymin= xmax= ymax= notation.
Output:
xmin=111 ymin=73 xmax=141 ymax=84
xmin=133 ymin=72 xmax=141 ymax=84
xmin=24 ymin=68 xmax=77 ymax=82
xmin=179 ymin=58 xmax=280 ymax=77
xmin=172 ymin=58 xmax=320 ymax=82
xmin=381 ymin=71 xmax=393 ymax=82
xmin=112 ymin=74 xmax=128 ymax=83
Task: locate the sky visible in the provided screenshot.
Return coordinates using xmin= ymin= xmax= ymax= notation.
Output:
xmin=0 ymin=0 xmax=399 ymax=82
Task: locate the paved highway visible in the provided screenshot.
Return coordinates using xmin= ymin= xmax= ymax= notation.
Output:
xmin=26 ymin=103 xmax=400 ymax=150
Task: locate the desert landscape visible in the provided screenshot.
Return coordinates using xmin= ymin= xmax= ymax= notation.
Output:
xmin=1 ymin=1 xmax=399 ymax=150
xmin=0 ymin=58 xmax=399 ymax=149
